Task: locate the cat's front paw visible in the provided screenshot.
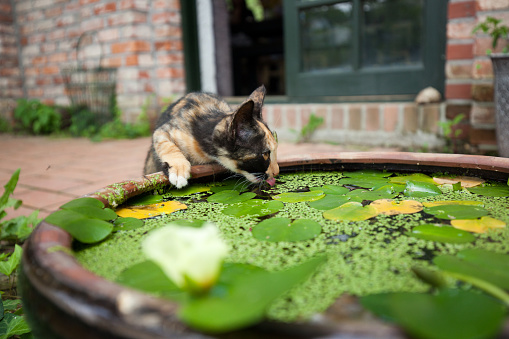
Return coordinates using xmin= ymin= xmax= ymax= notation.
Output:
xmin=164 ymin=162 xmax=191 ymax=189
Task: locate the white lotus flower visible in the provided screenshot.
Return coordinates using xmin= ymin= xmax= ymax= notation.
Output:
xmin=142 ymin=222 xmax=229 ymax=293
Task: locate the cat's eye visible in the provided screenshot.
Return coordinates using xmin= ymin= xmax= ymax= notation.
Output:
xmin=272 ymin=131 xmax=278 ymax=143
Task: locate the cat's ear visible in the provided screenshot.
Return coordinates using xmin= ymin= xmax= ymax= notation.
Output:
xmin=230 ymin=99 xmax=255 ymax=139
xmin=247 ymin=85 xmax=266 ymax=119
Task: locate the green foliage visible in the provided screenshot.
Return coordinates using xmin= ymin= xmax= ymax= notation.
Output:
xmin=424 ymin=205 xmax=489 ymax=220
xmin=0 ymin=117 xmax=12 ymax=133
xmin=207 ymin=190 xmax=256 ymax=204
xmin=407 ymin=224 xmax=476 ymax=244
xmin=0 ymin=245 xmax=22 ymax=277
xmin=252 ymin=218 xmax=322 ymax=242
xmin=473 ymin=16 xmax=509 ymax=54
xmin=14 ymin=99 xmax=61 ymax=135
xmin=293 ymin=113 xmax=324 ymax=143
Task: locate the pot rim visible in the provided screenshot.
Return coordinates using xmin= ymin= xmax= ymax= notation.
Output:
xmin=21 ymin=152 xmax=509 ymax=338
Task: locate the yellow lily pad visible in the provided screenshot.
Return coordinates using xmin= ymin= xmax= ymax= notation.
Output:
xmin=116 ymin=201 xmax=187 ymax=219
xmin=370 ymin=199 xmax=423 ymax=215
xmin=451 ymin=217 xmax=506 ymax=234
xmin=433 ymin=176 xmax=485 ymax=188
xmin=323 ymin=202 xmax=378 ymax=222
xmin=422 ymin=201 xmax=484 ymax=208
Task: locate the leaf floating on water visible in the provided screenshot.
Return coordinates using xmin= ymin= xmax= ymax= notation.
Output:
xmin=127 ymin=194 xmax=164 ymax=206
xmin=113 ymin=217 xmax=144 ymax=232
xmin=451 ymin=216 xmax=506 ymax=233
xmin=116 ymin=201 xmax=187 ymax=219
xmin=408 ymin=224 xmax=475 ymax=244
xmin=169 ymin=184 xmax=211 ymax=197
xmin=252 ymin=218 xmax=322 ymax=242
xmin=323 ymin=202 xmax=378 ymax=222
xmin=403 ymin=181 xmax=443 ymax=198
xmin=389 ymin=173 xmax=436 ymax=185
xmin=273 ymin=190 xmax=325 ymax=203
xmin=210 ymin=179 xmax=249 ymax=193
xmin=207 ymin=190 xmax=256 ymax=204
xmin=60 ymin=197 xmax=104 ymax=209
xmin=222 ymin=200 xmax=284 ymax=218
xmin=370 ymin=199 xmax=423 ymax=215
xmin=424 ymin=205 xmax=489 ymax=220
xmin=433 ymin=176 xmax=485 ymax=188
xmin=467 ymin=184 xmax=509 ymax=197
xmin=338 ymin=177 xmax=389 ymax=189
xmin=310 ymin=185 xmax=349 ymax=195
xmin=345 ymin=170 xmax=393 ymax=178
xmin=422 ymin=200 xmax=484 ymax=208
xmin=346 ymin=188 xmax=398 ymax=201
xmin=307 ymin=195 xmax=362 ymax=210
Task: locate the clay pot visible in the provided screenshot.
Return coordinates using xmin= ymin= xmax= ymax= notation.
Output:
xmin=19 ymin=152 xmax=509 ymax=339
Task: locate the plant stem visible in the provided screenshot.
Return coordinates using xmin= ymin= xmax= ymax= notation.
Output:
xmin=444 ymin=271 xmax=509 ymax=306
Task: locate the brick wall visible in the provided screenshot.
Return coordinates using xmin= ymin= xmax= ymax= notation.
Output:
xmin=13 ymin=0 xmax=185 ymax=121
xmin=447 ymin=0 xmax=509 ymax=152
xmin=0 ymin=0 xmax=22 ymax=121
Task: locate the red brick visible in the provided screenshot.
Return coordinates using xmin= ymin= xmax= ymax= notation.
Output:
xmin=286 ymin=107 xmax=297 ymax=129
xmin=107 ymin=12 xmax=147 ymax=26
xmin=446 ymin=61 xmax=472 ymax=79
xmin=365 ymin=105 xmax=380 ymax=131
xmin=422 ymin=104 xmax=440 ymax=133
xmin=448 ymin=1 xmax=476 ymax=19
xmin=42 ymin=66 xmax=59 ymax=75
xmin=153 ymin=0 xmax=180 ymax=9
xmin=94 ymin=2 xmax=116 ymax=15
xmin=155 ymin=40 xmax=182 ymax=51
xmin=383 ymin=105 xmax=399 ymax=132
xmin=272 ymin=106 xmax=282 ymax=128
xmin=331 ymin=106 xmax=344 ymax=129
xmin=156 ymin=67 xmax=184 ymax=78
xmin=471 ymin=103 xmax=495 ymax=125
xmin=111 ymin=41 xmax=151 ymax=53
xmin=446 ymin=43 xmax=473 ymax=60
xmin=472 ymin=60 xmax=493 ymax=79
xmin=125 ymin=55 xmax=138 ymax=66
xmin=470 ymin=128 xmax=497 ymax=145
xmin=476 ymin=0 xmax=509 ymax=11
xmin=471 ymin=83 xmax=494 ymax=101
xmin=154 ymin=25 xmax=182 ymax=38
xmin=445 ymin=83 xmax=472 ymax=100
xmin=446 ymin=104 xmax=471 ymax=120
xmin=80 ymin=0 xmax=100 ymax=4
xmin=447 ymin=21 xmax=476 ymax=39
xmin=473 ymin=36 xmax=509 ymax=56
xmin=102 ymin=57 xmax=122 ymax=68
xmin=403 ymin=105 xmax=418 ymax=133
xmin=348 ymin=105 xmax=362 ymax=130
xmin=152 ymin=12 xmax=180 ymax=24
xmin=48 ymin=52 xmax=67 ymax=63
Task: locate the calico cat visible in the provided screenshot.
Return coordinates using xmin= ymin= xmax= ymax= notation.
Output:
xmin=144 ymin=85 xmax=279 ymax=188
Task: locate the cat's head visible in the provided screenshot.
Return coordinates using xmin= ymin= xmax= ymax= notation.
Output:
xmin=216 ymin=85 xmax=279 ymax=186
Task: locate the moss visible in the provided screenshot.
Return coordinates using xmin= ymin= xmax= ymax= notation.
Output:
xmin=74 ymin=170 xmax=509 ymax=322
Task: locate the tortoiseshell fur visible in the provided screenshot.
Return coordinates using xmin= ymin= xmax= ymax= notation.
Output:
xmin=143 ymin=85 xmax=279 ymax=188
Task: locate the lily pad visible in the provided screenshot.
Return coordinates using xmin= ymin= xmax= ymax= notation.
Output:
xmin=207 ymin=190 xmax=256 ymax=204
xmin=210 ymin=179 xmax=249 ymax=193
xmin=47 ymin=210 xmax=113 ymax=243
xmin=389 ymin=173 xmax=436 ymax=185
xmin=113 ymin=217 xmax=144 ymax=232
xmin=166 ymin=219 xmax=207 ymax=228
xmin=422 ymin=200 xmax=484 ymax=208
xmin=361 ymin=289 xmax=506 ymax=339
xmin=115 ymin=201 xmax=187 ymax=219
xmin=310 ymin=185 xmax=349 ymax=195
xmin=372 ymin=183 xmax=406 ymax=193
xmin=168 ymin=184 xmax=211 ymax=197
xmin=434 ymin=250 xmax=509 ymax=290
xmin=467 ymin=184 xmax=509 ymax=197
xmin=433 ymin=176 xmax=485 ymax=188
xmin=345 ymin=170 xmax=393 ymax=178
xmin=323 ymin=202 xmax=378 ymax=222
xmin=371 ymin=199 xmax=423 ymax=215
xmin=59 ymin=197 xmax=104 ymax=209
xmin=127 ymin=194 xmax=164 ymax=206
xmin=222 ymin=200 xmax=284 ymax=218
xmin=403 ymin=181 xmax=443 ymax=197
xmin=307 ymin=195 xmax=362 ymax=211
xmin=407 ymin=224 xmax=475 ymax=244
xmin=272 ymin=190 xmax=325 ymax=203
xmin=338 ymin=177 xmax=389 ymax=189
xmin=252 ymin=218 xmax=322 ymax=242
xmin=450 ymin=216 xmax=506 ymax=233
xmin=424 ymin=205 xmax=489 ymax=220
xmin=61 ymin=205 xmax=117 ymax=221
xmin=346 ymin=188 xmax=398 ymax=201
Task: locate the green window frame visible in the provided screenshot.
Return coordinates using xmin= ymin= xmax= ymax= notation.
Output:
xmin=283 ymin=0 xmax=448 ymax=99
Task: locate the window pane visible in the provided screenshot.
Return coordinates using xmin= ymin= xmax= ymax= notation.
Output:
xmin=299 ymin=2 xmax=353 ymax=72
xmin=361 ymin=0 xmax=423 ymax=67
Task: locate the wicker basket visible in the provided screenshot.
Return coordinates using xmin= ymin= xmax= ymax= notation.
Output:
xmin=62 ymin=31 xmax=117 ymax=126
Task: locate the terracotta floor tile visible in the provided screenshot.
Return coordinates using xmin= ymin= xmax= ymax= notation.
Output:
xmin=13 ymin=189 xmax=76 ymax=210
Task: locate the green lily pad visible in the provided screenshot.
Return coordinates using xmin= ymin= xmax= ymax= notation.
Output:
xmin=361 ymin=289 xmax=506 ymax=339
xmin=467 ymin=184 xmax=509 ymax=197
xmin=210 ymin=179 xmax=249 ymax=193
xmin=59 ymin=197 xmax=104 ymax=209
xmin=407 ymin=224 xmax=475 ymax=244
xmin=307 ymin=195 xmax=362 ymax=210
xmin=168 ymin=184 xmax=211 ymax=197
xmin=61 ymin=205 xmax=118 ymax=221
xmin=345 ymin=170 xmax=393 ymax=178
xmin=323 ymin=202 xmax=378 ymax=221
xmin=166 ymin=219 xmax=207 ymax=228
xmin=338 ymin=177 xmax=389 ymax=189
xmin=372 ymin=183 xmax=406 ymax=193
xmin=252 ymin=218 xmax=322 ymax=242
xmin=389 ymin=173 xmax=436 ymax=185
xmin=222 ymin=200 xmax=284 ymax=218
xmin=404 ymin=181 xmax=443 ymax=197
xmin=127 ymin=194 xmax=164 ymax=206
xmin=347 ymin=188 xmax=398 ymax=201
xmin=424 ymin=205 xmax=489 ymax=220
xmin=310 ymin=185 xmax=349 ymax=195
xmin=272 ymin=190 xmax=325 ymax=203
xmin=179 ymin=256 xmax=325 ymax=333
xmin=207 ymin=190 xmax=256 ymax=204
xmin=113 ymin=217 xmax=144 ymax=232
xmin=434 ymin=250 xmax=509 ymax=290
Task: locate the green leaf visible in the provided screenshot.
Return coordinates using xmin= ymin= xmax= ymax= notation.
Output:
xmin=372 ymin=183 xmax=406 ymax=193
xmin=361 ymin=289 xmax=506 ymax=339
xmin=115 ymin=261 xmax=185 ymax=301
xmin=0 ymin=313 xmax=31 ymax=338
xmin=323 ymin=202 xmax=378 ymax=221
xmin=179 ymin=256 xmax=326 ymax=333
xmin=272 ymin=190 xmax=324 ymax=203
xmin=210 ymin=179 xmax=249 ymax=193
xmin=2 ymin=300 xmax=21 ymax=312
xmin=345 ymin=170 xmax=393 ymax=178
xmin=338 ymin=177 xmax=389 ymax=189
xmin=252 ymin=218 xmax=322 ymax=242
xmin=467 ymin=184 xmax=509 ymax=197
xmin=165 ymin=219 xmax=207 ymax=228
xmin=404 ymin=181 xmax=443 ymax=197
xmin=390 ymin=173 xmax=436 ymax=185
xmin=127 ymin=194 xmax=164 ymax=206
xmin=112 ymin=217 xmax=144 ymax=232
xmin=0 ymin=169 xmax=20 ymax=209
xmin=310 ymin=185 xmax=349 ymax=195
xmin=45 ymin=209 xmax=85 ymax=226
xmin=47 ymin=210 xmax=113 ymax=243
xmin=307 ymin=195 xmax=362 ymax=210
xmin=0 ymin=245 xmax=22 ymax=277
xmin=61 ymin=205 xmax=117 ymax=221
xmin=59 ymin=197 xmax=104 ymax=209
xmin=222 ymin=200 xmax=284 ymax=218
xmin=168 ymin=184 xmax=211 ymax=197
xmin=207 ymin=190 xmax=256 ymax=204
xmin=407 ymin=224 xmax=475 ymax=244
xmin=346 ymin=188 xmax=398 ymax=201
xmin=424 ymin=205 xmax=489 ymax=220
xmin=434 ymin=250 xmax=509 ymax=290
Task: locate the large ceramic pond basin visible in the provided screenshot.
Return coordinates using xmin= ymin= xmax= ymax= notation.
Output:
xmin=20 ymin=152 xmax=509 ymax=339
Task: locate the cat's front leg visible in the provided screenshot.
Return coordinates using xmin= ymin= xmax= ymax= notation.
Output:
xmin=153 ymin=130 xmax=191 ymax=188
